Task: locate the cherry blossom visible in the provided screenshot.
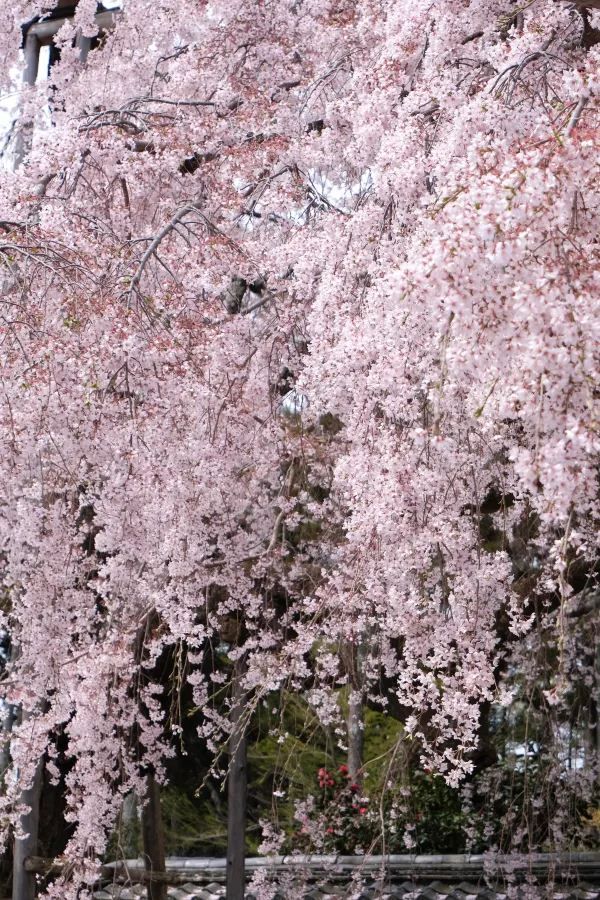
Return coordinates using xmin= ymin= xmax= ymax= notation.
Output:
xmin=0 ymin=0 xmax=597 ymax=891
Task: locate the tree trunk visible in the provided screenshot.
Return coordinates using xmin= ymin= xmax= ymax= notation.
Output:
xmin=342 ymin=640 xmax=365 ymax=784
xmin=12 ymin=757 xmax=43 ymax=900
xmin=226 ymin=655 xmax=248 ymax=900
xmin=141 ymin=771 xmax=166 ymax=900
xmin=120 ymin=791 xmax=139 ymax=860
xmin=347 ymin=688 xmax=364 ymax=784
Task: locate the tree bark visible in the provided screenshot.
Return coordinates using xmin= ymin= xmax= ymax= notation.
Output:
xmin=12 ymin=757 xmax=43 ymax=900
xmin=347 ymin=688 xmax=364 ymax=784
xmin=342 ymin=640 xmax=365 ymax=784
xmin=226 ymin=655 xmax=248 ymax=900
xmin=141 ymin=771 xmax=167 ymax=900
xmin=120 ymin=791 xmax=139 ymax=859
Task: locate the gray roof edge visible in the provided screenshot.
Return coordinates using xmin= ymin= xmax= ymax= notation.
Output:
xmin=106 ymin=851 xmax=600 ymax=872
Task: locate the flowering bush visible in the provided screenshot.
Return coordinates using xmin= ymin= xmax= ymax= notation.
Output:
xmin=292 ymin=765 xmax=374 ymax=853
xmin=293 ymin=763 xmax=470 ymax=855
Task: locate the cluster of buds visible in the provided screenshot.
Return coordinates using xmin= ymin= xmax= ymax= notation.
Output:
xmin=317 ymin=767 xmax=336 ymax=788
xmin=317 ymin=763 xmax=365 ymax=794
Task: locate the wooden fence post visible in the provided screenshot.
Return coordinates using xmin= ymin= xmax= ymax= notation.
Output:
xmin=12 ymin=757 xmax=43 ymax=900
xmin=226 ymin=655 xmax=248 ymax=900
xmin=141 ymin=770 xmax=167 ymax=900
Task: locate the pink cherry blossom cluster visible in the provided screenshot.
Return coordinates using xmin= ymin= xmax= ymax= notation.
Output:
xmin=0 ymin=0 xmax=597 ymax=891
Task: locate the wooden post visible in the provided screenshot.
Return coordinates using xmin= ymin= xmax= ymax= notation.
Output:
xmin=75 ymin=34 xmax=92 ymax=64
xmin=0 ymin=702 xmax=15 ymax=777
xmin=226 ymin=656 xmax=248 ymax=900
xmin=14 ymin=32 xmax=40 ymax=168
xmin=0 ymin=645 xmax=18 ymax=779
xmin=594 ymin=638 xmax=600 ymax=779
xmin=12 ymin=757 xmax=44 ymax=900
xmin=23 ymin=33 xmax=40 ymax=86
xmin=141 ymin=771 xmax=167 ymax=900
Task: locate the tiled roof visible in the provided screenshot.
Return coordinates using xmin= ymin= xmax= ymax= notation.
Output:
xmin=93 ymin=882 xmax=600 ymax=900
xmin=92 ymin=854 xmax=600 ymax=900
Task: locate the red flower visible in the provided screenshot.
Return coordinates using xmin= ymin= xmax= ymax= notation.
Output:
xmin=318 ymin=766 xmax=331 ymax=788
xmin=350 ymin=783 xmax=359 ymax=792
xmin=359 ymin=807 xmax=367 ymax=815
xmin=338 ymin=764 xmax=349 ymax=775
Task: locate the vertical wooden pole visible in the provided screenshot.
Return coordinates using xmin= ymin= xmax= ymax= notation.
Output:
xmin=226 ymin=656 xmax=247 ymax=900
xmin=12 ymin=757 xmax=43 ymax=900
xmin=23 ymin=33 xmax=40 ymax=86
xmin=76 ymin=34 xmax=92 ymax=64
xmin=1 ymin=645 xmax=18 ymax=778
xmin=0 ymin=702 xmax=15 ymax=776
xmin=141 ymin=771 xmax=167 ymax=900
xmin=594 ymin=640 xmax=600 ymax=779
xmin=14 ymin=33 xmax=40 ymax=168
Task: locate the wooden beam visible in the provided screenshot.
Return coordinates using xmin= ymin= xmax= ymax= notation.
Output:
xmin=24 ymin=858 xmax=195 ymax=885
xmin=27 ymin=12 xmax=117 ymax=43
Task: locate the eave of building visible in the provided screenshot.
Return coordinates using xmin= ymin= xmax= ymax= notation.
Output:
xmin=26 ymin=10 xmax=118 ymax=45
